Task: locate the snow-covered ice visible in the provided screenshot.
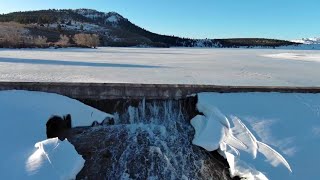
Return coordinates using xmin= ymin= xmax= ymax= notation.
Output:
xmin=262 ymin=52 xmax=320 ymax=63
xmin=0 ymin=47 xmax=320 ymax=86
xmin=0 ymin=90 xmax=110 ymax=179
xmin=191 ymin=92 xmax=320 ymax=180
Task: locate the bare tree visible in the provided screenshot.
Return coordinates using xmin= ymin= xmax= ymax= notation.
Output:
xmin=32 ymin=36 xmax=47 ymax=47
xmin=56 ymin=35 xmax=70 ymax=47
xmin=89 ymin=34 xmax=100 ymax=48
xmin=3 ymin=30 xmax=22 ymax=46
xmin=0 ymin=22 xmax=27 ymax=47
xmin=73 ymin=33 xmax=100 ymax=48
xmin=0 ymin=22 xmax=48 ymax=48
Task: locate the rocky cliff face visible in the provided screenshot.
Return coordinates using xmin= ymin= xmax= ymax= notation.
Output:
xmin=66 ymin=97 xmax=236 ymax=179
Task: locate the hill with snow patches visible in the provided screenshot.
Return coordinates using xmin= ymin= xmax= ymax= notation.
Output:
xmin=0 ymin=8 xmax=308 ymax=49
xmin=292 ymin=37 xmax=320 ymax=44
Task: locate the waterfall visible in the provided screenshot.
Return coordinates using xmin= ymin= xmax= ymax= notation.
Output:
xmin=68 ymin=97 xmax=233 ymax=180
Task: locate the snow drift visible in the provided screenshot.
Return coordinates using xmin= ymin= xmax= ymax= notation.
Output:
xmin=191 ymin=92 xmax=320 ymax=180
xmin=0 ymin=90 xmax=110 ymax=179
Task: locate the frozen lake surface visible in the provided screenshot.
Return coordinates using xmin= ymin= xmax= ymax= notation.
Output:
xmin=0 ymin=47 xmax=320 ymax=86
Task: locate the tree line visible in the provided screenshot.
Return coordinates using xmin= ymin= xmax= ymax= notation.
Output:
xmin=0 ymin=10 xmax=92 ymax=24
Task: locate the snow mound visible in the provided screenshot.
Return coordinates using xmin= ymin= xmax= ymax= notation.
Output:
xmin=26 ymin=138 xmax=84 ymax=180
xmin=191 ymin=115 xmax=224 ymax=151
xmin=0 ymin=90 xmax=110 ymax=179
xmin=191 ymin=93 xmax=302 ymax=179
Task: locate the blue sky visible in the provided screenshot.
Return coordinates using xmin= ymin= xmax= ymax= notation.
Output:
xmin=0 ymin=0 xmax=319 ymax=40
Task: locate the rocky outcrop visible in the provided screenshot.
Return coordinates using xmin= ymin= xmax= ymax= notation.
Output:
xmin=46 ymin=114 xmax=71 ymax=140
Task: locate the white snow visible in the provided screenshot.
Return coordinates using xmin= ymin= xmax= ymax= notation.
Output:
xmin=0 ymin=90 xmax=110 ymax=179
xmin=106 ymin=15 xmax=120 ymax=23
xmin=74 ymin=9 xmax=104 ymax=19
xmin=47 ymin=21 xmax=103 ymax=32
xmin=191 ymin=115 xmax=225 ymax=151
xmin=262 ymin=52 xmax=320 ymax=63
xmin=291 ymin=37 xmax=320 ymax=44
xmin=193 ymin=39 xmax=218 ymax=47
xmin=26 ymin=138 xmax=85 ymax=180
xmin=1 ymin=47 xmax=320 ymax=86
xmin=191 ymin=92 xmax=320 ymax=180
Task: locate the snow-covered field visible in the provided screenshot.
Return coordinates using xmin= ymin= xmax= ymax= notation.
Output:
xmin=192 ymin=92 xmax=320 ymax=180
xmin=0 ymin=47 xmax=320 ymax=86
xmin=0 ymin=91 xmax=110 ymax=180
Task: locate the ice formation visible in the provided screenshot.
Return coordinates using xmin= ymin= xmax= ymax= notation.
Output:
xmin=191 ymin=93 xmax=292 ymax=179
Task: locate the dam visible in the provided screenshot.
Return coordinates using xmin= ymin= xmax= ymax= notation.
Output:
xmin=1 ymin=82 xmax=320 ymax=179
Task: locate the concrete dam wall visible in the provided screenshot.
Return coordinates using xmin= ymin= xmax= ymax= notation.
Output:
xmin=1 ymin=82 xmax=320 ymax=101
xmin=2 ymin=82 xmax=320 ymax=179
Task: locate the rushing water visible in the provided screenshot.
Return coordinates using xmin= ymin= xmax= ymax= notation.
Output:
xmin=68 ymin=98 xmax=233 ymax=180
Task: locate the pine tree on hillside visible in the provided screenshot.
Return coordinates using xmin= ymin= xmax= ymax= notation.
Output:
xmin=57 ymin=24 xmax=62 ymax=32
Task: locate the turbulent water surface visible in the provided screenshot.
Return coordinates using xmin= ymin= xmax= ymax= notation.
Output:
xmin=67 ymin=98 xmax=234 ymax=180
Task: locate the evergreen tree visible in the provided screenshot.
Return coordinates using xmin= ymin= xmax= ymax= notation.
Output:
xmin=57 ymin=24 xmax=62 ymax=32
xmin=66 ymin=20 xmax=72 ymax=26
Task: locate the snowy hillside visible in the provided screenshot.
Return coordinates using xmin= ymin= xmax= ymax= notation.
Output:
xmin=73 ymin=9 xmax=124 ymax=26
xmin=191 ymin=92 xmax=320 ymax=180
xmin=291 ymin=37 xmax=320 ymax=44
xmin=74 ymin=9 xmax=105 ymax=19
xmin=0 ymin=90 xmax=110 ymax=179
xmin=0 ymin=9 xmax=303 ymax=48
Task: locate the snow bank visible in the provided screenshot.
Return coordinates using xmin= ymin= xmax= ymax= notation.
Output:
xmin=262 ymin=52 xmax=320 ymax=63
xmin=0 ymin=90 xmax=110 ymax=179
xmin=191 ymin=92 xmax=320 ymax=180
xmin=26 ymin=138 xmax=85 ymax=180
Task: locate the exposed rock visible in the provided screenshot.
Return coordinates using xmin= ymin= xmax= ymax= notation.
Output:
xmin=46 ymin=114 xmax=71 ymax=140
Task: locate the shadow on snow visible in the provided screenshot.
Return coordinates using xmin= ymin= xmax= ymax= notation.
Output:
xmin=0 ymin=57 xmax=166 ymax=68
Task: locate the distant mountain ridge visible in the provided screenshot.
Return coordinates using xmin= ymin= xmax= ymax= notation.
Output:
xmin=0 ymin=9 xmax=299 ymax=48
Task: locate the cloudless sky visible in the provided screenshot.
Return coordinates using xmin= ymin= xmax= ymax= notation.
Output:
xmin=0 ymin=0 xmax=319 ymax=40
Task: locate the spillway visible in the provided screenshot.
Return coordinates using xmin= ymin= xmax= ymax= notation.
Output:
xmin=2 ymin=82 xmax=320 ymax=179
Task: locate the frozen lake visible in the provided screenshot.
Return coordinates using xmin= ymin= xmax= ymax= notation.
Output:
xmin=0 ymin=47 xmax=320 ymax=86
